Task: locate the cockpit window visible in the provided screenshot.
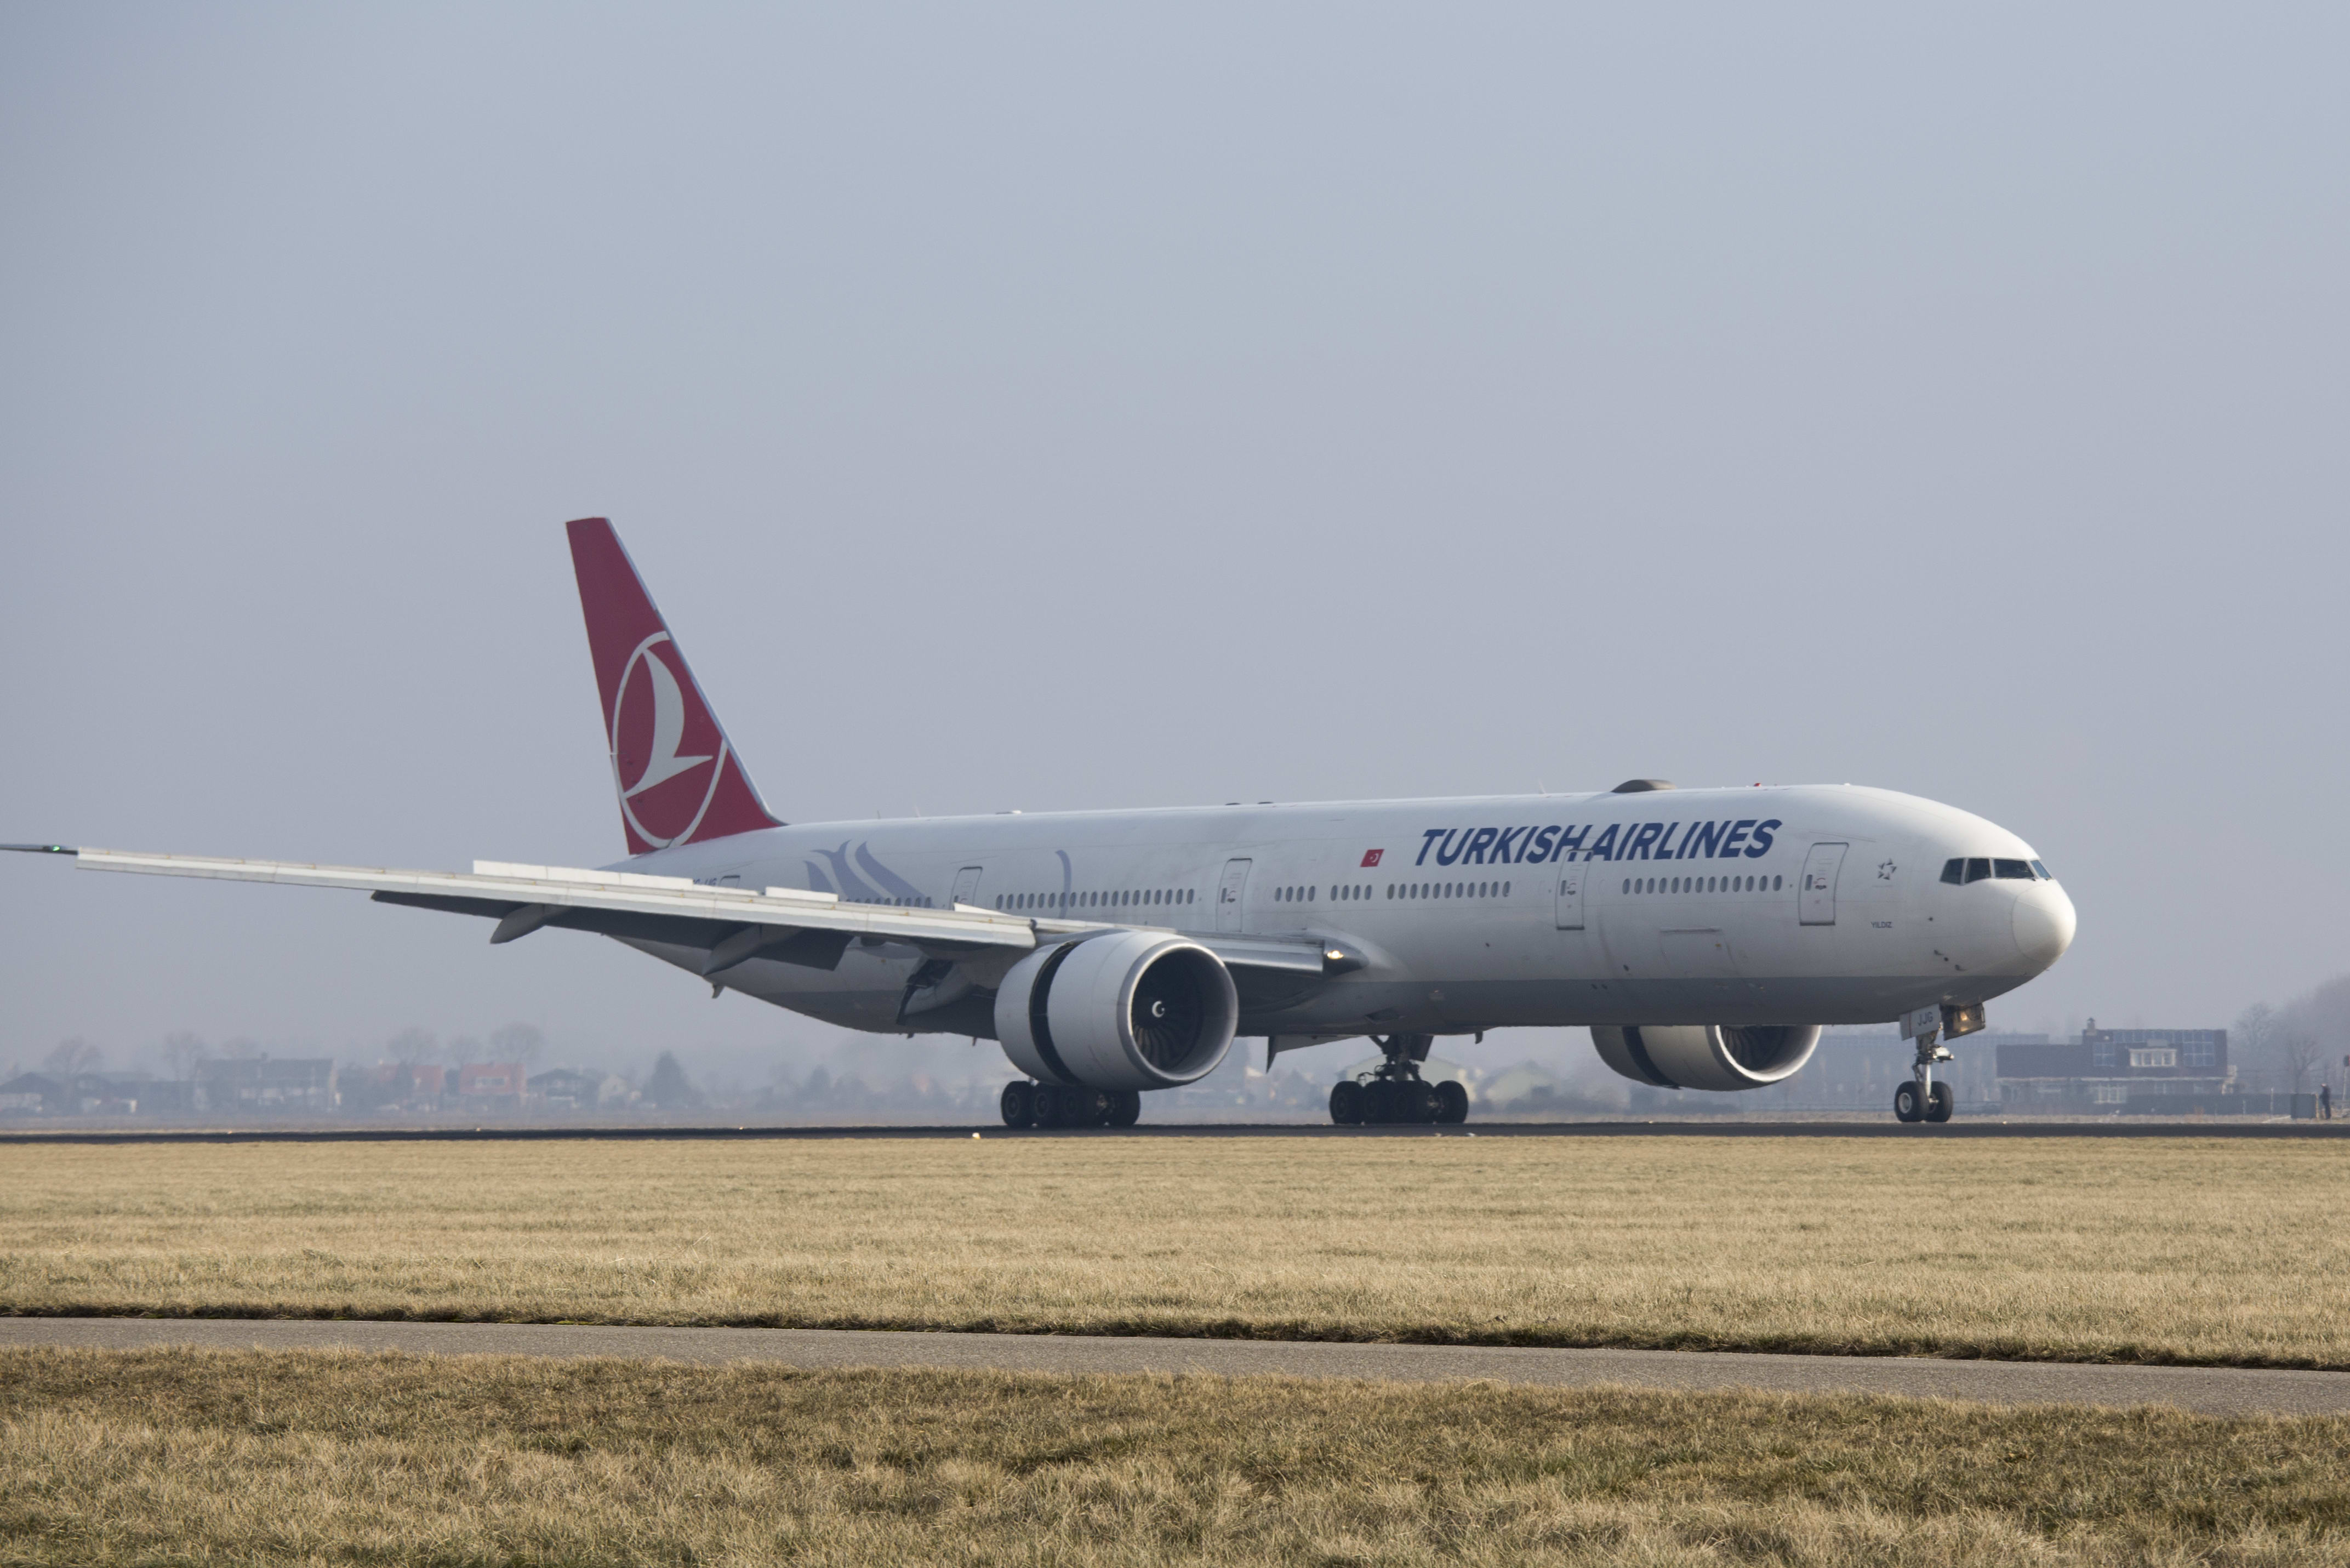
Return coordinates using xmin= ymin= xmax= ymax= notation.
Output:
xmin=2031 ymin=860 xmax=2052 ymax=880
xmin=1964 ymin=858 xmax=1992 ymax=883
xmin=1940 ymin=858 xmax=1964 ymax=885
xmin=1994 ymin=859 xmax=2033 ymax=879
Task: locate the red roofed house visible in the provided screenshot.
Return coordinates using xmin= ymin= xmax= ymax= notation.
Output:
xmin=455 ymin=1062 xmax=526 ymax=1113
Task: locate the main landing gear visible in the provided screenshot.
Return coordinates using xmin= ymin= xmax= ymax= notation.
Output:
xmin=1894 ymin=1028 xmax=1956 ymax=1124
xmin=1329 ymin=1033 xmax=1470 ymax=1126
xmin=1000 ymin=1080 xmax=1142 ymax=1130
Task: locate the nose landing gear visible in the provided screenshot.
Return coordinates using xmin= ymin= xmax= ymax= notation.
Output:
xmin=1329 ymin=1034 xmax=1470 ymax=1126
xmin=1894 ymin=1016 xmax=1956 ymax=1124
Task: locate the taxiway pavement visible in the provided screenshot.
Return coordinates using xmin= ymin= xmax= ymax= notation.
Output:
xmin=6 ymin=1317 xmax=2346 ymax=1417
xmin=3 ymin=1120 xmax=2342 ymax=1145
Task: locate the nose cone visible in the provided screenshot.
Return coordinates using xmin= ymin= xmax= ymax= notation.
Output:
xmin=2011 ymin=883 xmax=2077 ymax=971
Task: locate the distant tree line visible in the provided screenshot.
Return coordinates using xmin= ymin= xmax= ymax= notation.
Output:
xmin=2235 ymin=973 xmax=2349 ymax=1094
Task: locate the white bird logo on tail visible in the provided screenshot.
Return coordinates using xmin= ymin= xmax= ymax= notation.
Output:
xmin=612 ymin=632 xmax=726 ymax=848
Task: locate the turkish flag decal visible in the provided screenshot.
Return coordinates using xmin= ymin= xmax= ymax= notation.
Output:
xmin=1361 ymin=848 xmax=1384 ymax=867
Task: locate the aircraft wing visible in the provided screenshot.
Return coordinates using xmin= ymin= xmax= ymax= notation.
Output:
xmin=42 ymin=846 xmax=1342 ymax=978
xmin=67 ymin=847 xmax=1035 ymax=967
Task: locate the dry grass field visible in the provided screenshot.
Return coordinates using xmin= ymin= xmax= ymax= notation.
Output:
xmin=2 ymin=1136 xmax=2345 ymax=1365
xmin=6 ymin=1347 xmax=2348 ymax=1566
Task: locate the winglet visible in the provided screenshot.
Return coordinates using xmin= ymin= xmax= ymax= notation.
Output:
xmin=0 ymin=843 xmax=77 ymax=855
xmin=564 ymin=518 xmax=783 ymax=856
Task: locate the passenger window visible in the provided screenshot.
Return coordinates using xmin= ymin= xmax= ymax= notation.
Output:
xmin=1965 ymin=858 xmax=1992 ymax=883
xmin=1941 ymin=859 xmax=1964 ymax=885
xmin=1995 ymin=859 xmax=2033 ymax=879
xmin=1772 ymin=876 xmax=1781 ymax=890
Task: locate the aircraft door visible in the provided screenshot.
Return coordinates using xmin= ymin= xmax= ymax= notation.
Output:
xmin=1216 ymin=858 xmax=1253 ymax=933
xmin=1798 ymin=842 xmax=1848 ymax=926
xmin=950 ymin=865 xmax=984 ymax=907
xmin=1554 ymin=865 xmax=1586 ymax=930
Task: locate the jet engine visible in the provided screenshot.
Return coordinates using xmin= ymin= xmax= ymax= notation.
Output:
xmin=995 ymin=932 xmax=1240 ymax=1091
xmin=1590 ymin=1024 xmax=1821 ymax=1091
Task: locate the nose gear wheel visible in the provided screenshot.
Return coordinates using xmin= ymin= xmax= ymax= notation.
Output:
xmin=1895 ymin=1025 xmax=1958 ymax=1124
xmin=1329 ymin=1034 xmax=1468 ymax=1126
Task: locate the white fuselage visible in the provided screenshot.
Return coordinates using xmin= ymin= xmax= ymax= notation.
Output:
xmin=616 ymin=783 xmax=2075 ymax=1044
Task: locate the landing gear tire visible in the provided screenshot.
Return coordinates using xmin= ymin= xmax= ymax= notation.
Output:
xmin=1331 ymin=1033 xmax=1469 ymax=1126
xmin=1893 ymin=1081 xmax=1923 ymax=1123
xmin=1000 ymin=1081 xmax=1036 ymax=1128
xmin=1106 ymin=1090 xmax=1142 ymax=1128
xmin=1925 ymin=1081 xmax=1954 ymax=1123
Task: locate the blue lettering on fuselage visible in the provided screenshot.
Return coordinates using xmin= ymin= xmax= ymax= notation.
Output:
xmin=1406 ymin=818 xmax=1784 ymax=864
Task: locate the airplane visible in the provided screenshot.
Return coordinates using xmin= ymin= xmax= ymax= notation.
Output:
xmin=5 ymin=517 xmax=2076 ymax=1127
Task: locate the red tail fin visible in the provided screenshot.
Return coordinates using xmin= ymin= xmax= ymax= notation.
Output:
xmin=565 ymin=518 xmax=782 ymax=855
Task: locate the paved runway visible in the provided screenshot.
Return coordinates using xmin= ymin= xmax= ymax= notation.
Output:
xmin=4 ymin=1119 xmax=2342 ymax=1145
xmin=7 ymin=1317 xmax=2346 ymax=1417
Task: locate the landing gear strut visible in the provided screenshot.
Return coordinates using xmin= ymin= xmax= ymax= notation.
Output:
xmin=1000 ymin=1081 xmax=1142 ymax=1130
xmin=1894 ymin=1025 xmax=1956 ymax=1124
xmin=1329 ymin=1034 xmax=1469 ymax=1126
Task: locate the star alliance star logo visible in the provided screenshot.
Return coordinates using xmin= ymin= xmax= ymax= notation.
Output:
xmin=1879 ymin=860 xmax=1898 ymax=880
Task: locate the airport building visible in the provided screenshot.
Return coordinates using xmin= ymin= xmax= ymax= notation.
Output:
xmin=1994 ymin=1020 xmax=2232 ymax=1111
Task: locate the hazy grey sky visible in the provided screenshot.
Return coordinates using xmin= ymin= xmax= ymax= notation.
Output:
xmin=4 ymin=5 xmax=2345 ymax=1077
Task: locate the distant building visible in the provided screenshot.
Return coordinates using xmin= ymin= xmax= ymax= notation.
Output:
xmin=199 ymin=1057 xmax=337 ymax=1114
xmin=0 ymin=1073 xmax=67 ymax=1116
xmin=528 ymin=1067 xmax=627 ymax=1110
xmin=1996 ymin=1019 xmax=2230 ymax=1110
xmin=454 ymin=1062 xmax=525 ymax=1111
xmin=340 ymin=1063 xmax=446 ymax=1114
xmin=0 ymin=1071 xmax=196 ymax=1117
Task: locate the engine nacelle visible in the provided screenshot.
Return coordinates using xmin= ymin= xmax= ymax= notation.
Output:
xmin=1590 ymin=1024 xmax=1821 ymax=1092
xmin=995 ymin=932 xmax=1239 ymax=1091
